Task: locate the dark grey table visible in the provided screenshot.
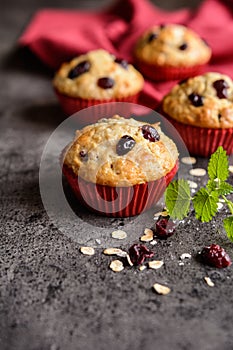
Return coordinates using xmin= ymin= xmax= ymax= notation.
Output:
xmin=1 ymin=0 xmax=233 ymax=349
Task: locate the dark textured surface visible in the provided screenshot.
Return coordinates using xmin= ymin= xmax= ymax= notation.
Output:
xmin=1 ymin=0 xmax=233 ymax=350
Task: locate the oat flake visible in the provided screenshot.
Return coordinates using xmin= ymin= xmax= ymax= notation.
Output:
xmin=103 ymin=248 xmax=127 ymax=257
xmin=148 ymin=260 xmax=164 ymax=269
xmin=187 ymin=180 xmax=198 ymax=189
xmin=229 ymin=165 xmax=233 ymax=173
xmin=181 ymin=156 xmax=197 ymax=165
xmin=140 ymin=228 xmax=154 ymax=242
xmin=80 ymin=247 xmax=95 ymax=256
xmin=154 ymin=210 xmax=168 ymax=217
xmin=126 ymin=254 xmax=134 ymax=266
xmin=109 ymin=260 xmax=124 ymax=272
xmin=204 ymin=276 xmax=215 ymax=287
xmin=189 ymin=168 xmax=206 ymax=177
xmin=111 ymin=230 xmax=127 ymax=240
xmin=153 ymin=283 xmax=171 ymax=295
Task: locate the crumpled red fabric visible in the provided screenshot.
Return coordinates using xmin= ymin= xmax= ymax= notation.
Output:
xmin=19 ymin=0 xmax=233 ymax=109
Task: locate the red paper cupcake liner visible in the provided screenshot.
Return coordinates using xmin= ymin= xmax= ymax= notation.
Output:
xmin=161 ymin=112 xmax=233 ymax=157
xmin=62 ymin=162 xmax=178 ymax=217
xmin=55 ymin=89 xmax=140 ymax=122
xmin=135 ymin=59 xmax=205 ymax=81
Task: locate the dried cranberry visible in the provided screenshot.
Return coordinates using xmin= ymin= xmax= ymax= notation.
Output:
xmin=114 ymin=58 xmax=128 ymax=70
xmin=128 ymin=244 xmax=154 ymax=266
xmin=79 ymin=150 xmax=88 ymax=162
xmin=154 ymin=218 xmax=176 ymax=239
xmin=188 ymin=93 xmax=204 ymax=107
xmin=141 ymin=125 xmax=160 ymax=142
xmin=160 ymin=24 xmax=166 ymax=29
xmin=179 ymin=43 xmax=188 ymax=50
xmin=147 ymin=33 xmax=158 ymax=43
xmin=201 ymin=244 xmax=231 ymax=268
xmin=97 ymin=77 xmax=115 ymax=89
xmin=213 ymin=79 xmax=229 ymax=99
xmin=116 ymin=135 xmax=136 ymax=156
xmin=68 ymin=60 xmax=91 ymax=79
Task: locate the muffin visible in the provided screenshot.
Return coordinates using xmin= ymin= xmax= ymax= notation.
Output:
xmin=62 ymin=115 xmax=179 ymax=217
xmin=53 ymin=49 xmax=144 ymax=120
xmin=161 ymin=72 xmax=233 ymax=157
xmin=134 ymin=24 xmax=211 ymax=81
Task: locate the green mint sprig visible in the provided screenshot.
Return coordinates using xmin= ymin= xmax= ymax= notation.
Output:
xmin=165 ymin=146 xmax=233 ymax=242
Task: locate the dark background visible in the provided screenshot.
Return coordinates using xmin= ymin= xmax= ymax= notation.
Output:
xmin=1 ymin=1 xmax=233 ymax=350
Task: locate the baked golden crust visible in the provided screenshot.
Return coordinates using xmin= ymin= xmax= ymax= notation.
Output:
xmin=53 ymin=49 xmax=144 ymax=99
xmin=63 ymin=116 xmax=178 ymax=186
xmin=134 ymin=24 xmax=211 ymax=67
xmin=162 ymin=72 xmax=233 ymax=129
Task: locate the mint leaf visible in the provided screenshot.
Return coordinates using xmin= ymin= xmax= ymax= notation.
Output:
xmin=207 ymin=179 xmax=233 ymax=195
xmin=193 ymin=188 xmax=219 ymax=222
xmin=208 ymin=146 xmax=229 ymax=181
xmin=165 ymin=179 xmax=191 ymax=220
xmin=223 ymin=216 xmax=233 ymax=242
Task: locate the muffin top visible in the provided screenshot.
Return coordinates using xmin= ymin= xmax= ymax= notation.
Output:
xmin=162 ymin=72 xmax=233 ymax=129
xmin=63 ymin=115 xmax=178 ymax=186
xmin=134 ymin=24 xmax=211 ymax=67
xmin=53 ymin=49 xmax=144 ymax=99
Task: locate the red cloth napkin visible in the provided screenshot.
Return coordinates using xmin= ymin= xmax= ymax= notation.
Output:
xmin=19 ymin=0 xmax=233 ymax=109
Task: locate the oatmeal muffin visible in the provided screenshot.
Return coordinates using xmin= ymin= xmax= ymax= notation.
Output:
xmin=62 ymin=115 xmax=178 ymax=217
xmin=134 ymin=24 xmax=211 ymax=81
xmin=53 ymin=49 xmax=144 ymax=117
xmin=161 ymin=72 xmax=233 ymax=156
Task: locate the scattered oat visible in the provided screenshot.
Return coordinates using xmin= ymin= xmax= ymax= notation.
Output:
xmin=126 ymin=254 xmax=134 ymax=266
xmin=139 ymin=265 xmax=147 ymax=271
xmin=189 ymin=168 xmax=206 ymax=177
xmin=217 ymin=202 xmax=224 ymax=210
xmin=111 ymin=230 xmax=127 ymax=240
xmin=109 ymin=260 xmax=124 ymax=272
xmin=153 ymin=283 xmax=171 ymax=295
xmin=80 ymin=246 xmax=95 ymax=256
xmin=148 ymin=260 xmax=164 ymax=269
xmin=180 ymin=253 xmax=191 ymax=260
xmin=150 ymin=240 xmax=157 ymax=246
xmin=229 ymin=165 xmax=233 ymax=173
xmin=181 ymin=156 xmax=197 ymax=165
xmin=187 ymin=180 xmax=198 ymax=189
xmin=103 ymin=248 xmax=127 ymax=257
xmin=179 ymin=262 xmax=185 ymax=266
xmin=95 ymin=239 xmax=101 ymax=245
xmin=154 ymin=210 xmax=168 ymax=217
xmin=204 ymin=276 xmax=215 ymax=287
xmin=140 ymin=228 xmax=154 ymax=242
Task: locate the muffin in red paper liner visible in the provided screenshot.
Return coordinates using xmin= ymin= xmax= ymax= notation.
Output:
xmin=161 ymin=72 xmax=233 ymax=157
xmin=134 ymin=24 xmax=211 ymax=81
xmin=53 ymin=49 xmax=144 ymax=120
xmin=62 ymin=115 xmax=179 ymax=217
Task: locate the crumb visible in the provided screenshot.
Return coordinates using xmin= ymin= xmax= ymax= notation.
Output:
xmin=204 ymin=276 xmax=215 ymax=287
xmin=148 ymin=260 xmax=164 ymax=269
xmin=80 ymin=246 xmax=95 ymax=256
xmin=181 ymin=156 xmax=197 ymax=165
xmin=109 ymin=260 xmax=124 ymax=272
xmin=153 ymin=283 xmax=171 ymax=295
xmin=111 ymin=230 xmax=127 ymax=240
xmin=189 ymin=168 xmax=206 ymax=177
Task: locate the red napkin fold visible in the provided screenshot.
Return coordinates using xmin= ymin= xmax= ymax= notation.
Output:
xmin=19 ymin=0 xmax=233 ymax=109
